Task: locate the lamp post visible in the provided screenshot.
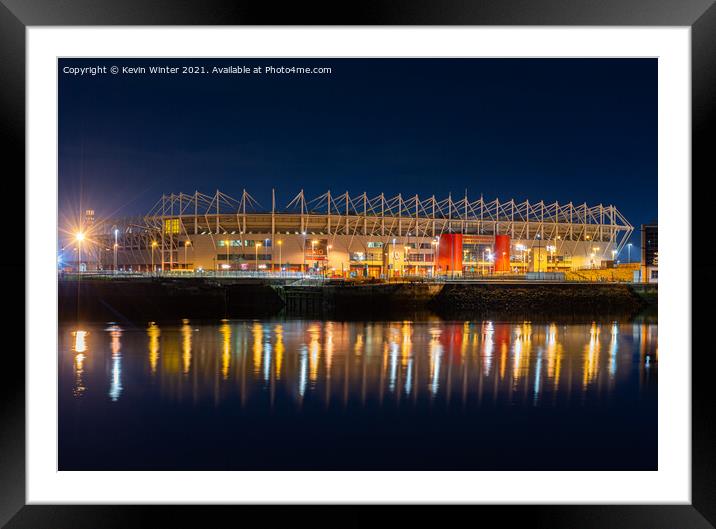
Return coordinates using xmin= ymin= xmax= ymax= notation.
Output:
xmin=391 ymin=238 xmax=396 ymax=278
xmin=113 ymin=228 xmax=118 ymax=274
xmin=277 ymin=239 xmax=283 ymax=275
xmin=310 ymin=240 xmax=317 ymax=275
xmin=627 ymin=242 xmax=633 ymax=263
xmin=546 ymin=245 xmax=556 ymax=271
xmin=255 ymin=242 xmax=262 ymax=274
xmin=400 ymin=244 xmax=410 ymax=276
xmin=151 ymin=240 xmax=158 ymax=274
xmin=225 ymin=239 xmax=230 ymax=270
xmin=430 ymin=240 xmax=436 ymax=277
xmin=184 ymin=240 xmax=191 ymax=271
xmin=302 ymin=232 xmax=307 ymax=274
xmin=535 ymin=234 xmax=542 ymax=274
xmin=75 ymin=232 xmax=85 ymax=274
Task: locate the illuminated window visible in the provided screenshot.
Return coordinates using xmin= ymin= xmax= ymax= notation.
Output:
xmin=367 ymin=241 xmax=383 ymax=248
xmin=218 ymin=240 xmax=242 ymax=247
xmin=163 ymin=218 xmax=181 ymax=234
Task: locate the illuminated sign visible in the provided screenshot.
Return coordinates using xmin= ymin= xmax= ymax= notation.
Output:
xmin=305 ymin=239 xmax=328 ymax=260
xmin=463 ymin=235 xmax=494 ymax=245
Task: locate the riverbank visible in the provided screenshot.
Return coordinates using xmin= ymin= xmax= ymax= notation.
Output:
xmin=59 ymin=278 xmax=283 ymax=323
xmin=431 ymin=282 xmax=651 ymax=320
xmin=59 ymin=277 xmax=656 ymax=323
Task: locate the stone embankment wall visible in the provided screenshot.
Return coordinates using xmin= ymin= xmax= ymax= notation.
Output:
xmin=59 ymin=278 xmax=656 ymax=323
xmin=430 ymin=282 xmax=653 ymax=320
xmin=59 ymin=278 xmax=283 ymax=323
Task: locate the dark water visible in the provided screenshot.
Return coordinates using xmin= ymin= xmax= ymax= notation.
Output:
xmin=59 ymin=316 xmax=657 ymax=470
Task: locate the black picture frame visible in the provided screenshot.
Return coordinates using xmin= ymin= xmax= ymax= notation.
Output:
xmin=2 ymin=1 xmax=712 ymax=526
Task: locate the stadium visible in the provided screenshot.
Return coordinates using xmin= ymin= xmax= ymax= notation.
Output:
xmin=60 ymin=189 xmax=634 ymax=278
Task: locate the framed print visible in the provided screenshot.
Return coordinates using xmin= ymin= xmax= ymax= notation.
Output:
xmin=2 ymin=0 xmax=714 ymax=527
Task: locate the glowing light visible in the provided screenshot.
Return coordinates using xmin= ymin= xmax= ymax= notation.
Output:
xmin=308 ymin=323 xmax=320 ymax=384
xmin=274 ymin=324 xmax=284 ymax=380
xmin=147 ymin=323 xmax=160 ymax=375
xmin=72 ymin=330 xmax=87 ymax=398
xmin=109 ymin=325 xmax=123 ymax=401
xmin=298 ymin=345 xmax=308 ymax=397
xmin=609 ymin=322 xmax=619 ymax=378
xmin=429 ymin=328 xmax=443 ymax=396
xmin=325 ymin=322 xmax=334 ymax=374
xmin=546 ymin=324 xmax=562 ymax=387
xmin=75 ymin=232 xmax=85 ymax=242
xmin=220 ymin=321 xmax=232 ymax=379
xmin=583 ymin=322 xmax=601 ymax=388
xmin=252 ymin=322 xmax=263 ymax=376
xmin=482 ymin=321 xmax=494 ymax=376
xmin=182 ymin=320 xmax=192 ymax=374
xmin=72 ymin=330 xmax=88 ymax=353
xmin=404 ymin=357 xmax=414 ymax=395
xmin=388 ymin=340 xmax=399 ymax=393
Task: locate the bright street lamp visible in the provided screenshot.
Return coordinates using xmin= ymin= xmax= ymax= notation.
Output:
xmin=627 ymin=242 xmax=633 ymax=263
xmin=184 ymin=240 xmax=191 ymax=270
xmin=255 ymin=242 xmax=262 ymax=272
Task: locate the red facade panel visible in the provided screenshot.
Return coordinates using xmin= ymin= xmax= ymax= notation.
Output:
xmin=437 ymin=233 xmax=463 ymax=274
xmin=494 ymin=234 xmax=511 ymax=272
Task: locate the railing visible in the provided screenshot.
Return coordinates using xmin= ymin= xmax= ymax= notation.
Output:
xmin=58 ymin=270 xmax=321 ymax=280
xmin=58 ymin=269 xmax=635 ymax=283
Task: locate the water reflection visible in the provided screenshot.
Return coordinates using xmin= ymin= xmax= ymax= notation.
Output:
xmin=147 ymin=323 xmax=160 ymax=374
xmin=108 ymin=325 xmax=123 ymax=401
xmin=71 ymin=330 xmax=87 ymax=398
xmin=61 ymin=319 xmax=658 ymax=407
xmin=181 ymin=319 xmax=192 ymax=374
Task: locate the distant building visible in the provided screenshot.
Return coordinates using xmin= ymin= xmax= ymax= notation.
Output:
xmin=640 ymin=223 xmax=658 ymax=283
xmin=85 ymin=209 xmax=95 ymax=226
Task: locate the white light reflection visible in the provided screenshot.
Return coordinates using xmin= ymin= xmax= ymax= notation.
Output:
xmin=533 ymin=347 xmax=543 ymax=404
xmin=429 ymin=327 xmax=443 ymax=396
xmin=482 ymin=321 xmax=494 ymax=376
xmin=609 ymin=322 xmax=619 ymax=378
xmin=404 ymin=358 xmax=413 ymax=395
xmin=72 ymin=330 xmax=88 ymax=398
xmin=263 ymin=340 xmax=272 ymax=383
xmin=388 ymin=341 xmax=399 ymax=393
xmin=108 ymin=325 xmax=123 ymax=401
xmin=298 ymin=345 xmax=308 ymax=397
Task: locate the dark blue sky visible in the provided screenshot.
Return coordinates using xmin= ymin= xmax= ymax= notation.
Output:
xmin=59 ymin=58 xmax=656 ymax=232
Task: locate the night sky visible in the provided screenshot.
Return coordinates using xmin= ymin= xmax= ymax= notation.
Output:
xmin=59 ymin=58 xmax=656 ymax=237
